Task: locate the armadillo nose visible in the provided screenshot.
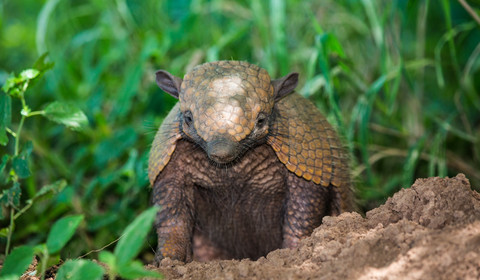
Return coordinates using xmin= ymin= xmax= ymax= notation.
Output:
xmin=207 ymin=138 xmax=238 ymax=164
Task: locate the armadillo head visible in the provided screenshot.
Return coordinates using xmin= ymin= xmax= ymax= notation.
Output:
xmin=155 ymin=61 xmax=298 ymax=164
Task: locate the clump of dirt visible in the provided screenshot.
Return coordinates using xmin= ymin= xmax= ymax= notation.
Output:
xmin=152 ymin=174 xmax=480 ymax=280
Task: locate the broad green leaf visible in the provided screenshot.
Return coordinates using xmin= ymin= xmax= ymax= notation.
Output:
xmin=7 ymin=88 xmax=22 ymax=99
xmin=1 ymin=74 xmax=18 ymax=95
xmin=118 ymin=260 xmax=163 ymax=279
xmin=56 ymin=260 xmax=104 ymax=280
xmin=2 ymin=69 xmax=39 ymax=98
xmin=99 ymin=251 xmax=116 ymax=268
xmin=99 ymin=251 xmax=117 ymax=276
xmin=12 ymin=156 xmax=30 ymax=179
xmin=114 ymin=206 xmax=159 ymax=265
xmin=10 ymin=183 xmax=21 ymax=207
xmin=0 ymin=245 xmax=34 ymax=277
xmin=46 ymin=215 xmax=83 ymax=254
xmin=2 ymin=182 xmax=21 ymax=208
xmin=44 ymin=101 xmax=88 ymax=131
xmin=19 ymin=69 xmax=40 ymax=81
xmin=0 ymin=93 xmax=11 ymax=146
xmin=33 ymin=243 xmax=47 ymax=255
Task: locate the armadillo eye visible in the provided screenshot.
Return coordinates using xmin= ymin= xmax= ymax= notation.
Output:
xmin=256 ymin=113 xmax=267 ymax=129
xmin=184 ymin=111 xmax=193 ymax=126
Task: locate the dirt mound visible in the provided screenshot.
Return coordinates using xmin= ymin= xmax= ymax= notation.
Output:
xmin=152 ymin=174 xmax=480 ymax=280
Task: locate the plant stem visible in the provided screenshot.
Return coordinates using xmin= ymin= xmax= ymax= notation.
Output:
xmin=457 ymin=0 xmax=480 ymax=25
xmin=14 ymin=115 xmax=25 ymax=156
xmin=27 ymin=110 xmax=45 ymax=117
xmin=5 ymin=208 xmax=15 ymax=255
xmin=40 ymin=247 xmax=49 ymax=280
xmin=6 ymin=92 xmax=28 ymax=256
xmin=6 ymin=116 xmax=22 ymax=255
xmin=15 ymin=94 xmax=29 ymax=157
xmin=6 ymin=127 xmax=17 ymax=137
xmin=13 ymin=201 xmax=33 ymax=220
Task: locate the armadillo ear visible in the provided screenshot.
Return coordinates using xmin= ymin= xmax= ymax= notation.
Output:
xmin=155 ymin=70 xmax=183 ymax=99
xmin=272 ymin=72 xmax=299 ymax=101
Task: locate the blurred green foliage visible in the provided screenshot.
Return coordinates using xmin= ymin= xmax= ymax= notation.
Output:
xmin=0 ymin=0 xmax=479 ymax=266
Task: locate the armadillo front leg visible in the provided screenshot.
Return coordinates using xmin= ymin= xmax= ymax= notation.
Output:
xmin=152 ymin=175 xmax=194 ymax=263
xmin=282 ymin=172 xmax=331 ymax=248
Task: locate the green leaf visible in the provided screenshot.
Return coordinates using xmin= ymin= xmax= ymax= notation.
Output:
xmin=99 ymin=251 xmax=116 ymax=276
xmin=0 ymin=245 xmax=35 ymax=277
xmin=56 ymin=260 xmax=104 ymax=280
xmin=33 ymin=53 xmax=55 ymax=73
xmin=19 ymin=69 xmax=40 ymax=81
xmin=46 ymin=215 xmax=83 ymax=254
xmin=44 ymin=101 xmax=88 ymax=131
xmin=33 ymin=243 xmax=47 ymax=255
xmin=1 ymin=74 xmax=18 ymax=95
xmin=1 ymin=182 xmax=21 ymax=208
xmin=0 ymin=227 xmax=9 ymax=237
xmin=1 ymin=69 xmax=40 ymax=98
xmin=118 ymin=260 xmax=163 ymax=279
xmin=114 ymin=206 xmax=159 ymax=265
xmin=0 ymin=93 xmax=11 ymax=146
xmin=12 ymin=156 xmax=30 ymax=179
xmin=99 ymin=251 xmax=116 ymax=268
xmin=325 ymin=33 xmax=345 ymax=58
xmin=33 ymin=179 xmax=67 ymax=200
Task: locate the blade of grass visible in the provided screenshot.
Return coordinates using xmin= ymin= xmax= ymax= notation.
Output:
xmin=315 ymin=33 xmax=345 ymax=130
xmin=361 ymin=0 xmax=383 ymax=47
xmin=250 ymin=1 xmax=273 ymax=73
xmin=111 ymin=35 xmax=158 ymax=120
xmin=413 ymin=0 xmax=429 ymax=106
xmin=461 ymin=42 xmax=480 ymax=111
xmin=457 ymin=0 xmax=480 ymax=25
xmin=36 ymin=0 xmax=61 ymax=55
xmin=270 ymin=0 xmax=288 ymax=74
xmin=403 ymin=135 xmax=426 ymax=187
xmin=434 ymin=22 xmax=476 ymax=88
xmin=428 ymin=130 xmax=447 ymax=177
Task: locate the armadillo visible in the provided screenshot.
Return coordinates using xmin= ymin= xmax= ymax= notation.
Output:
xmin=149 ymin=60 xmax=353 ymax=263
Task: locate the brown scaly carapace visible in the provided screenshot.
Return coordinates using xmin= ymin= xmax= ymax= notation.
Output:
xmin=149 ymin=60 xmax=353 ymax=263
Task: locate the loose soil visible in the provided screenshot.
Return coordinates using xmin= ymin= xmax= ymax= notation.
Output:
xmin=151 ymin=174 xmax=480 ymax=280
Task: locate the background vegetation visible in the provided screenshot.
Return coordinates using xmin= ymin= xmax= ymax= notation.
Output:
xmin=0 ymin=0 xmax=479 ymax=275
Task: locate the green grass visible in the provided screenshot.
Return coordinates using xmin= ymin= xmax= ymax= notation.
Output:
xmin=0 ymin=0 xmax=479 ymax=270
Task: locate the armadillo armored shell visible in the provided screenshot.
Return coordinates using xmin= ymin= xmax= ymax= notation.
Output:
xmin=148 ymin=61 xmax=351 ymax=209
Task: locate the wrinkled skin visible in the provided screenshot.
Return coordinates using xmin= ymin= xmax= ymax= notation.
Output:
xmin=149 ymin=61 xmax=353 ymax=263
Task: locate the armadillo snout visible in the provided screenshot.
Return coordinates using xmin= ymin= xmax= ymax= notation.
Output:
xmin=206 ymin=137 xmax=239 ymax=164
